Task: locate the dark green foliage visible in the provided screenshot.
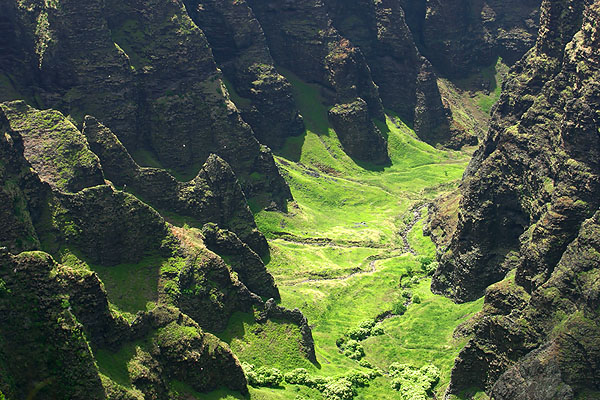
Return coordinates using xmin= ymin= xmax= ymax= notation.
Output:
xmin=283 ymin=368 xmax=379 ymax=400
xmin=339 ymin=340 xmax=365 ymax=360
xmin=0 ymin=251 xmax=104 ymax=399
xmin=391 ymin=301 xmax=407 ymax=315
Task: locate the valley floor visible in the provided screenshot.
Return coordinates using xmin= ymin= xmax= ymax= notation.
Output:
xmin=207 ymin=71 xmax=485 ymax=400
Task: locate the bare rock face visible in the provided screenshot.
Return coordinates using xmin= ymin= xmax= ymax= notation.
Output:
xmin=328 ymin=98 xmax=389 ymax=163
xmin=184 ymin=0 xmax=305 ymax=150
xmin=435 ymin=1 xmax=600 ymax=397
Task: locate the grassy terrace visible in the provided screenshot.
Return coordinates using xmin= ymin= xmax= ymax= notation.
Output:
xmin=211 ymin=69 xmax=485 ymax=399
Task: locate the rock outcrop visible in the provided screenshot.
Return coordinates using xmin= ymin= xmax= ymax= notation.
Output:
xmin=247 ymin=0 xmax=385 ymax=121
xmin=325 ymin=0 xmax=454 ymax=145
xmin=432 ymin=0 xmax=598 ymax=303
xmin=432 ymin=0 xmax=600 ymax=397
xmin=328 ymin=99 xmax=389 ymax=163
xmin=201 ymin=223 xmax=279 ymax=300
xmin=258 ymin=298 xmax=318 ymax=364
xmin=0 ymin=249 xmax=250 ymax=399
xmin=1 ymin=0 xmax=291 ymax=209
xmin=82 ymin=116 xmax=268 ymax=256
xmin=184 ymin=0 xmax=305 ymax=150
xmin=0 ymin=250 xmax=105 ymax=400
xmin=0 ymin=98 xmax=315 ymax=397
xmin=418 ymin=0 xmax=541 ymax=77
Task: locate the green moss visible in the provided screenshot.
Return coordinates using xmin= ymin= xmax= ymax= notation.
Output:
xmin=157 ymin=321 xmax=201 ymax=346
xmin=95 ymin=343 xmax=140 ymax=388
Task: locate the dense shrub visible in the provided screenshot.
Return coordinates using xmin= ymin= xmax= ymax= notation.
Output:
xmin=285 ymin=368 xmax=379 ymax=400
xmin=342 ymin=339 xmax=365 ymax=360
xmin=284 ymin=368 xmax=311 ymax=385
xmin=284 ymin=368 xmax=332 ymax=390
xmin=412 ymin=294 xmax=422 ymax=304
xmin=345 ymin=370 xmax=380 ymax=387
xmin=418 ymin=256 xmax=438 ymax=276
xmin=323 ymin=378 xmax=355 ymax=400
xmin=391 ymin=300 xmax=407 ymax=315
xmin=389 ymin=363 xmax=440 ymax=400
xmin=242 ymin=363 xmax=283 ymax=387
xmin=346 ymin=327 xmax=371 ymax=341
xmin=338 ymin=319 xmax=384 ymax=358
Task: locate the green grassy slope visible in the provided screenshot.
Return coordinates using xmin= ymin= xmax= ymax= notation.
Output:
xmin=211 ymin=69 xmax=485 ymax=399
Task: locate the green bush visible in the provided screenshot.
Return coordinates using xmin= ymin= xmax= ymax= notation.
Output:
xmin=391 ymin=300 xmax=407 ymax=315
xmin=389 ymin=363 xmax=440 ymax=400
xmin=242 ymin=363 xmax=283 ymax=387
xmin=342 ymin=340 xmax=365 ymax=360
xmin=345 ymin=370 xmax=380 ymax=387
xmin=284 ymin=368 xmax=311 ymax=385
xmin=358 ymin=320 xmax=376 ymax=330
xmin=323 ymin=378 xmax=355 ymax=400
xmin=412 ymin=294 xmax=422 ymax=304
xmin=341 ymin=319 xmax=384 ymax=347
xmin=346 ymin=327 xmax=371 ymax=341
xmin=371 ymin=325 xmax=384 ymax=336
xmin=417 ymin=256 xmax=439 ymax=276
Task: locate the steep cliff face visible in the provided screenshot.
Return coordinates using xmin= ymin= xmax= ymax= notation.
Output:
xmin=418 ymin=0 xmax=541 ymax=77
xmin=82 ymin=116 xmax=269 ymax=256
xmin=0 ymin=100 xmax=316 ymax=397
xmin=0 ymin=250 xmax=250 ymax=399
xmin=184 ymin=0 xmax=305 ymax=150
xmin=431 ymin=0 xmax=600 ymax=397
xmin=1 ymin=0 xmax=291 ymax=209
xmin=432 ymin=0 xmax=597 ymax=303
xmin=325 ymin=0 xmax=454 ymax=145
xmin=247 ymin=0 xmax=384 ymax=118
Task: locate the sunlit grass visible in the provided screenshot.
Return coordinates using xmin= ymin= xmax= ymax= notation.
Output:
xmin=207 ymin=69 xmax=483 ymax=399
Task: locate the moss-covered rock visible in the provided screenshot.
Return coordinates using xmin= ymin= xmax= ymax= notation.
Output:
xmin=0 ymin=249 xmax=105 ymax=399
xmin=53 ymin=185 xmax=174 ymax=265
xmin=158 ymin=245 xmax=260 ymax=332
xmin=201 ymin=223 xmax=279 ymax=300
xmin=328 ymin=98 xmax=389 ymax=164
xmin=432 ymin=0 xmax=599 ymax=303
xmin=247 ymin=0 xmax=384 ymax=120
xmin=440 ymin=3 xmax=600 ymax=395
xmin=184 ymin=0 xmax=305 ymax=150
xmin=83 ymin=115 xmax=269 ymax=256
xmin=1 ymin=100 xmax=104 ymax=193
xmin=2 ymin=0 xmax=292 ymax=210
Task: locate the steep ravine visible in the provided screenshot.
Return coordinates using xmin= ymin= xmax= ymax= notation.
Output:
xmin=429 ymin=0 xmax=600 ymax=398
xmin=3 ymin=0 xmax=595 ymax=399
